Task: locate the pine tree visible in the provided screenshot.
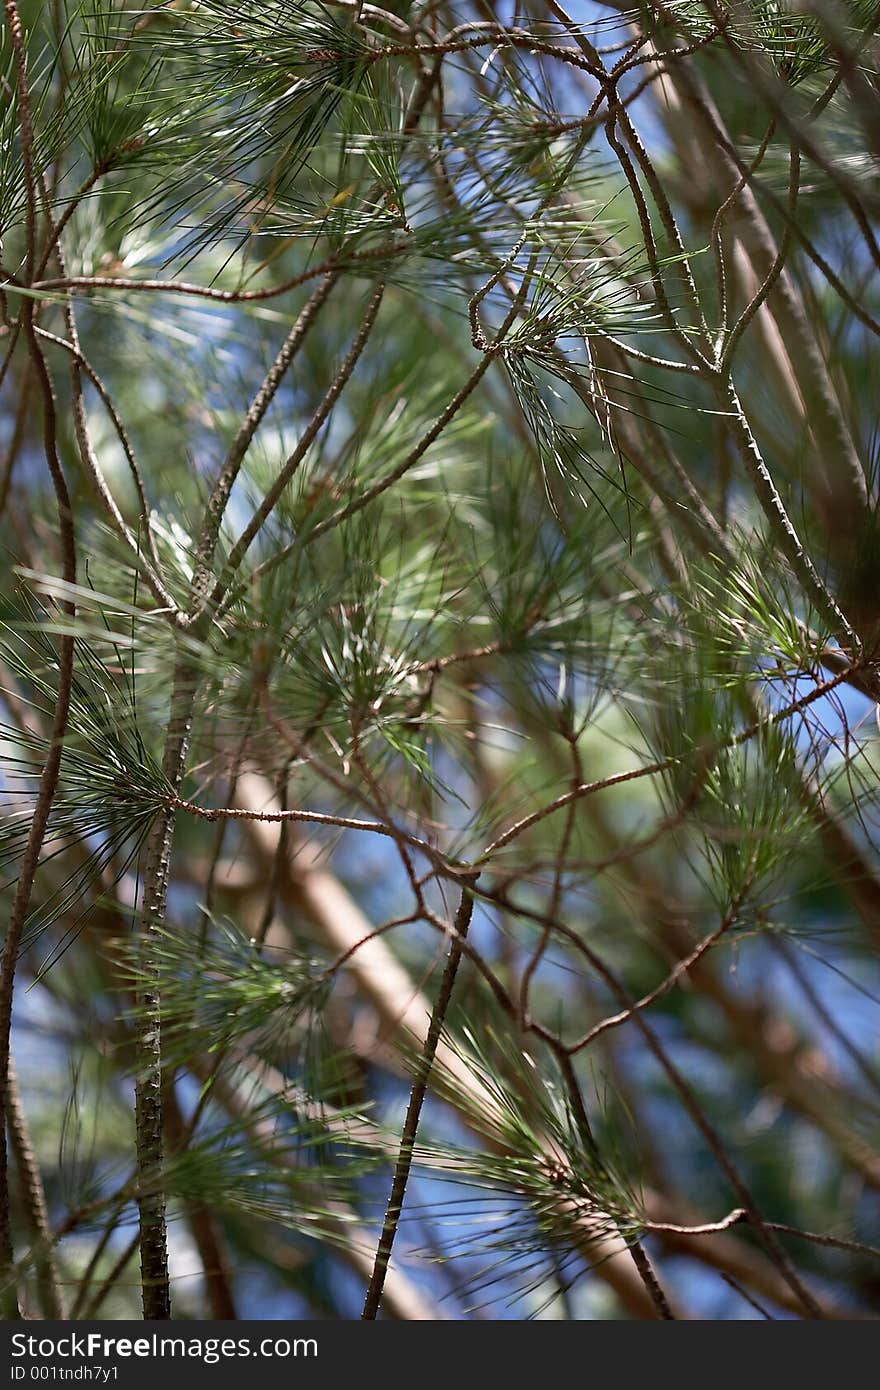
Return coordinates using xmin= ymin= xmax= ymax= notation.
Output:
xmin=0 ymin=0 xmax=879 ymax=1321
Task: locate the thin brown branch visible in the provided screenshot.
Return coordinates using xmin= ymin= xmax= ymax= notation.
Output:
xmin=362 ymin=884 xmax=476 ymax=1318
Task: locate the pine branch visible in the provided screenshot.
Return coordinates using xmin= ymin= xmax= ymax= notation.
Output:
xmin=362 ymin=884 xmax=476 ymax=1318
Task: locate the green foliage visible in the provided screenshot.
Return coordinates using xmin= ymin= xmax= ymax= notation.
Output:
xmin=416 ymin=1023 xmax=645 ymax=1306
xmin=1 ymin=0 xmax=878 ymax=1324
xmin=0 ymin=594 xmax=167 ymax=957
xmin=647 ymin=0 xmax=880 ymax=85
xmin=120 ymin=915 xmax=329 ymax=1061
